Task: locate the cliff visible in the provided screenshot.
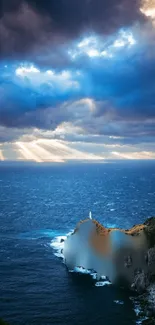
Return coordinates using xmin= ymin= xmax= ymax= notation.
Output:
xmin=73 ymin=217 xmax=155 ymax=287
xmin=65 ymin=217 xmax=155 ymax=323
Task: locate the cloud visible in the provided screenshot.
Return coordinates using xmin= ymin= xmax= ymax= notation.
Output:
xmin=140 ymin=0 xmax=155 ymax=23
xmin=0 ymin=0 xmax=144 ymax=60
xmin=0 ymin=2 xmax=51 ymax=60
xmin=0 ymin=65 xmax=83 ymax=129
xmin=111 ymin=150 xmax=155 ymax=159
xmin=14 ymin=139 xmax=104 ymax=162
xmin=0 ymin=0 xmax=155 ymax=160
xmin=1 ymin=57 xmax=155 ymax=143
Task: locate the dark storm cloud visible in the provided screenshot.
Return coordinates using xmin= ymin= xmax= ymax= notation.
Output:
xmin=0 ymin=0 xmax=143 ymax=59
xmin=0 ymin=2 xmax=51 ymax=60
xmin=27 ymin=0 xmax=142 ymax=36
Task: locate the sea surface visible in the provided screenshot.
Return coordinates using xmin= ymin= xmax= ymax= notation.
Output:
xmin=0 ymin=161 xmax=155 ymax=325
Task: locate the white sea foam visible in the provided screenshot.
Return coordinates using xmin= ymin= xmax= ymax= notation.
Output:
xmin=136 ymin=317 xmax=148 ymax=325
xmin=130 ymin=297 xmax=149 ymax=324
xmin=68 ymin=266 xmax=109 ymax=285
xmin=50 ymin=235 xmax=66 ymax=245
xmin=69 ymin=266 xmax=96 ymax=278
xmin=91 ymin=273 xmax=98 ymax=280
xmin=114 ymin=300 xmax=124 ymax=305
xmin=50 ymin=230 xmax=74 ymax=259
xmin=51 ymin=231 xmax=110 ymax=285
xmin=95 ymin=281 xmax=111 ymax=287
xmin=72 ymin=267 xmax=92 ymax=274
xmin=54 ymin=252 xmax=64 ymax=258
xmin=50 ymin=235 xmax=65 ymax=259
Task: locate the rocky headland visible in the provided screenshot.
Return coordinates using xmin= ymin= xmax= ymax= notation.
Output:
xmin=65 ymin=217 xmax=155 ymax=324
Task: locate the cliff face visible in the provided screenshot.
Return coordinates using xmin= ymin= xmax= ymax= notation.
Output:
xmin=143 ymin=217 xmax=155 ymax=248
xmin=64 ymin=217 xmax=155 ymax=323
xmin=64 ymin=217 xmax=155 ymax=291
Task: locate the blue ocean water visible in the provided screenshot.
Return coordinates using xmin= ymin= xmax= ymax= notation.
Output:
xmin=0 ymin=161 xmax=155 ymax=325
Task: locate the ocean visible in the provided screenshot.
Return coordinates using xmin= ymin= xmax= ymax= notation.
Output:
xmin=0 ymin=161 xmax=155 ymax=325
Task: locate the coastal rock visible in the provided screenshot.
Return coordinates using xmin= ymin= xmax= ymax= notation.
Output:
xmin=144 ymin=217 xmax=155 ymax=248
xmin=131 ymin=269 xmax=150 ymax=294
xmin=147 ymin=284 xmax=155 ymax=313
xmin=147 ymin=247 xmax=155 ymax=267
xmin=124 ymin=255 xmax=132 ymax=268
xmin=64 ymin=216 xmax=155 ymax=288
xmin=64 ymin=216 xmax=155 ymax=324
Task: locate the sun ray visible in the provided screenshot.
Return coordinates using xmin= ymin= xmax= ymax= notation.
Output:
xmin=112 ymin=151 xmax=155 ymax=159
xmin=16 ymin=142 xmax=43 ymax=162
xmin=37 ymin=139 xmax=103 ymax=160
xmin=29 ymin=143 xmax=64 ymax=162
xmin=0 ymin=149 xmax=4 ymax=161
xmin=15 ymin=140 xmax=103 ymax=162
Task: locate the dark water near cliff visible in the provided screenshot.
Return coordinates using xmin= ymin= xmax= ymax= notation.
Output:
xmin=0 ymin=161 xmax=155 ymax=325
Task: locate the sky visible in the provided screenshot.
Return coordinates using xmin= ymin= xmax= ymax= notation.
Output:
xmin=0 ymin=0 xmax=155 ymax=162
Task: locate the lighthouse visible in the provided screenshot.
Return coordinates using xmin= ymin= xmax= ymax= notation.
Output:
xmin=89 ymin=211 xmax=92 ymax=220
